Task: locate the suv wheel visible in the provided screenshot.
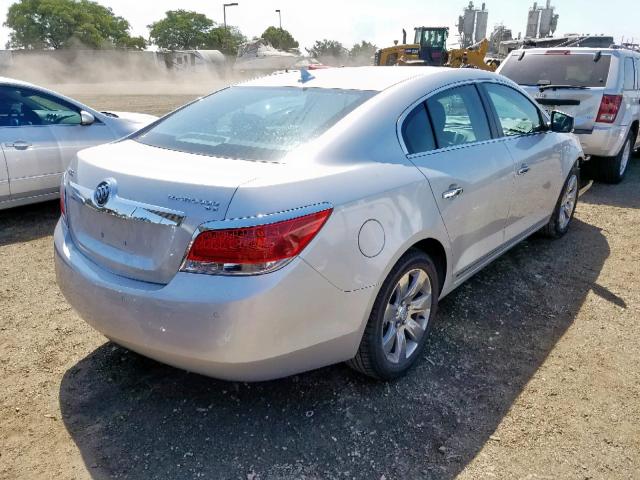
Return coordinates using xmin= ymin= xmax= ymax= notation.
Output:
xmin=595 ymin=132 xmax=633 ymax=184
xmin=347 ymin=249 xmax=439 ymax=380
xmin=541 ymin=163 xmax=579 ymax=239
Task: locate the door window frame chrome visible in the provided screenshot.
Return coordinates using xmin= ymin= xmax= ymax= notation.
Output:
xmin=397 ymin=79 xmax=509 ymax=158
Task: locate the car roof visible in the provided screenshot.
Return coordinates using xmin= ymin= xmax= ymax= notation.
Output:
xmin=0 ymin=76 xmax=39 ymax=88
xmin=238 ymin=66 xmax=495 ymax=92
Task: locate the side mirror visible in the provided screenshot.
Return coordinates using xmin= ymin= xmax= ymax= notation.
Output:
xmin=80 ymin=110 xmax=95 ymax=126
xmin=550 ymin=110 xmax=574 ymax=133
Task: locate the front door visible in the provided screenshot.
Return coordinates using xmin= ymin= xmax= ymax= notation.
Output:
xmin=481 ymin=82 xmax=563 ymax=241
xmin=406 ymin=84 xmax=515 ymax=278
xmin=0 ymin=85 xmax=65 ymax=199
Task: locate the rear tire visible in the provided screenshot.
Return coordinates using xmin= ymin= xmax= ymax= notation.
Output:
xmin=347 ymin=249 xmax=439 ymax=380
xmin=593 ymin=132 xmax=633 ymax=184
xmin=541 ymin=163 xmax=579 ymax=239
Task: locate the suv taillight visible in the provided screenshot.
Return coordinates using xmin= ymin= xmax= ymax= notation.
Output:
xmin=596 ymin=94 xmax=623 ymax=123
xmin=181 ymin=208 xmax=333 ymax=275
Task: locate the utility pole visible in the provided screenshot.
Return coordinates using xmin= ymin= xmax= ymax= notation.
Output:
xmin=223 ymin=3 xmax=238 ymax=30
xmin=275 ymin=9 xmax=282 ymax=29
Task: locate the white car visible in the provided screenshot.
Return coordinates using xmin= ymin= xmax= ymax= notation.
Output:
xmin=0 ymin=77 xmax=157 ymax=209
xmin=55 ymin=67 xmax=583 ymax=381
xmin=498 ymin=47 xmax=640 ymax=183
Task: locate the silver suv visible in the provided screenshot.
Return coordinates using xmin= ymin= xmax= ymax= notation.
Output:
xmin=498 ymin=47 xmax=640 ymax=183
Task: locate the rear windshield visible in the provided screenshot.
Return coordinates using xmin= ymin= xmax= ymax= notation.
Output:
xmin=500 ymin=53 xmax=611 ymax=87
xmin=135 ymin=86 xmax=375 ymax=161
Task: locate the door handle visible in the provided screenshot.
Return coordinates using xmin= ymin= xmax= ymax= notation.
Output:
xmin=6 ymin=141 xmax=32 ymax=150
xmin=517 ymin=164 xmax=530 ymax=175
xmin=442 ymin=185 xmax=464 ymax=200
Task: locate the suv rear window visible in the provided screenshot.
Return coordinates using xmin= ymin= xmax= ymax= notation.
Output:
xmin=500 ymin=53 xmax=611 ymax=87
xmin=135 ymin=86 xmax=375 ymax=161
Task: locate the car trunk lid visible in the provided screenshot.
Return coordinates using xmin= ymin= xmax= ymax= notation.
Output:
xmin=66 ymin=140 xmax=273 ymax=284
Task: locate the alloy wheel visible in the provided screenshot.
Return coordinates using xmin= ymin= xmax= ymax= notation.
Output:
xmin=558 ymin=173 xmax=578 ymax=230
xmin=381 ymin=268 xmax=432 ymax=364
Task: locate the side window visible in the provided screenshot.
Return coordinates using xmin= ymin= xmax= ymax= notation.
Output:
xmin=425 ymin=85 xmax=491 ymax=148
xmin=484 ymin=83 xmax=543 ymax=137
xmin=636 ymin=59 xmax=640 ymax=89
xmin=623 ymin=58 xmax=635 ymax=90
xmin=0 ymin=86 xmax=81 ymax=127
xmin=401 ymin=104 xmax=436 ymax=154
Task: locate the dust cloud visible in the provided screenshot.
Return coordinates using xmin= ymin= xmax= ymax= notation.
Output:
xmin=1 ymin=50 xmax=235 ymax=98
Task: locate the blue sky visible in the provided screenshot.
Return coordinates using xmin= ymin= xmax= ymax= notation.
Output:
xmin=0 ymin=0 xmax=638 ymax=50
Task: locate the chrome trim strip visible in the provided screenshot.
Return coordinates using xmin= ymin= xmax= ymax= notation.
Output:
xmin=68 ymin=181 xmax=186 ymax=227
xmin=197 ymin=202 xmax=333 ymax=231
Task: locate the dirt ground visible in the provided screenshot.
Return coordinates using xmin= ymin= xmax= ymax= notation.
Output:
xmin=1 ymin=93 xmax=639 ymax=480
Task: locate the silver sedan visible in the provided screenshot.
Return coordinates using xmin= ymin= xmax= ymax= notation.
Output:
xmin=54 ymin=67 xmax=583 ymax=381
xmin=0 ymin=77 xmax=157 ymax=210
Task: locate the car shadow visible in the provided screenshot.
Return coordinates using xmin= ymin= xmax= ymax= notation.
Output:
xmin=0 ymin=200 xmax=60 ymax=246
xmin=580 ymin=158 xmax=640 ymax=209
xmin=59 ymin=216 xmax=613 ymax=479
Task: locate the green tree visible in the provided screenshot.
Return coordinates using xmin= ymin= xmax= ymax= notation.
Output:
xmin=350 ymin=41 xmax=377 ymax=60
xmin=4 ymin=0 xmax=144 ymax=49
xmin=261 ymin=26 xmax=299 ymax=51
xmin=148 ymin=10 xmax=214 ymax=51
xmin=306 ymin=39 xmax=347 ymax=60
xmin=205 ymin=26 xmax=246 ymax=56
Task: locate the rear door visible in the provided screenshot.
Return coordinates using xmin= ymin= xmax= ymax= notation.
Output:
xmin=499 ymin=51 xmax=612 ymax=132
xmin=481 ymin=82 xmax=564 ymax=240
xmin=403 ymin=84 xmax=515 ymax=278
xmin=0 ymin=85 xmax=62 ymax=199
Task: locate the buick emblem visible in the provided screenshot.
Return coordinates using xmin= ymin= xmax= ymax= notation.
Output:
xmin=94 ymin=181 xmax=112 ymax=207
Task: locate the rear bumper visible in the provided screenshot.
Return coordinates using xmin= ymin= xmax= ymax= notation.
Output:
xmin=576 ymin=124 xmax=628 ymax=157
xmin=54 ymin=220 xmax=373 ymax=381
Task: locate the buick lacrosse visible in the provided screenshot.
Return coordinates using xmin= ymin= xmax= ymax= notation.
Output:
xmin=55 ymin=67 xmax=583 ymax=380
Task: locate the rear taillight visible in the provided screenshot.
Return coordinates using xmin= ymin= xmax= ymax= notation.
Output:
xmin=181 ymin=208 xmax=333 ymax=275
xmin=59 ymin=176 xmax=66 ymax=220
xmin=596 ymin=94 xmax=622 ymax=123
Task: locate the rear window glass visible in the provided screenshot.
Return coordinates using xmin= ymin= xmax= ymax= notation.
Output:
xmin=426 ymin=85 xmax=491 ymax=148
xmin=623 ymin=58 xmax=635 ymax=90
xmin=500 ymin=53 xmax=611 ymax=87
xmin=402 ymin=104 xmax=435 ymax=154
xmin=135 ymin=86 xmax=375 ymax=161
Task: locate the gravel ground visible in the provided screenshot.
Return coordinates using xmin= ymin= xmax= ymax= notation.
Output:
xmin=1 ymin=94 xmax=639 ymax=480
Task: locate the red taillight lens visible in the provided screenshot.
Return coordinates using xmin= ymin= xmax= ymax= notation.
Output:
xmin=59 ymin=181 xmax=66 ymax=218
xmin=184 ymin=208 xmax=332 ymax=273
xmin=596 ymin=94 xmax=622 ymax=123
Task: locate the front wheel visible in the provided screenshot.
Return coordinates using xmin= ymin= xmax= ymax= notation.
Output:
xmin=541 ymin=163 xmax=579 ymax=239
xmin=347 ymin=249 xmax=439 ymax=380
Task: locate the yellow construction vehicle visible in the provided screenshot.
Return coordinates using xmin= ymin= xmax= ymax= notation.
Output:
xmin=375 ymin=27 xmax=450 ymax=67
xmin=446 ymin=38 xmax=496 ymax=71
xmin=374 ymin=27 xmax=497 ymax=71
